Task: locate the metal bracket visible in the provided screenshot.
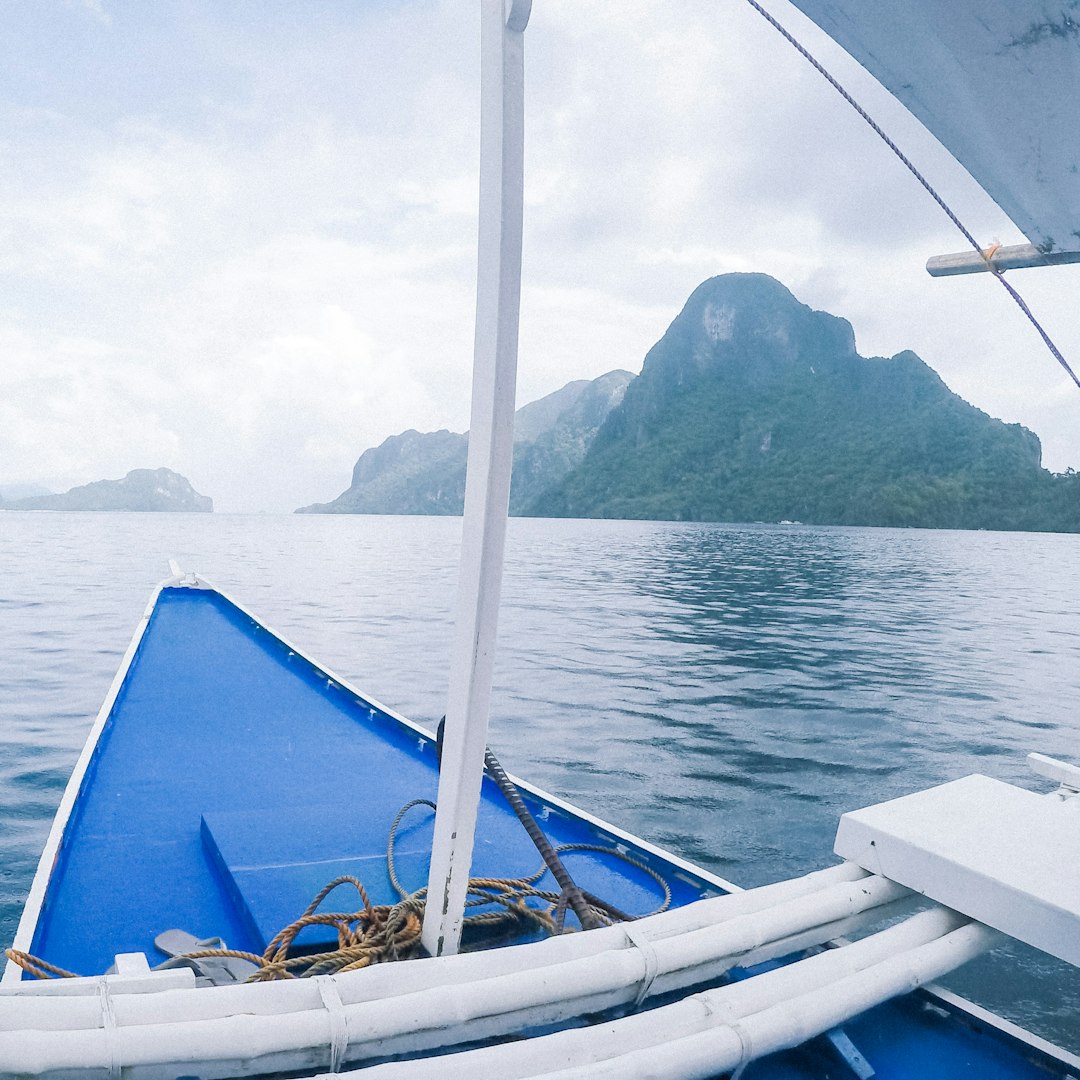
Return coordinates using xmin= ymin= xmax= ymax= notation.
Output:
xmin=824 ymin=1026 xmax=876 ymax=1079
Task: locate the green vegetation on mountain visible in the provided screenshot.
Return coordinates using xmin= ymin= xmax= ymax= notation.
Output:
xmin=3 ymin=468 xmax=212 ymax=512
xmin=530 ymin=274 xmax=1080 ymax=532
xmin=299 ymin=428 xmax=469 ymax=516
xmin=298 ymin=273 xmax=1078 ymax=531
xmin=297 ymin=370 xmax=632 ymax=515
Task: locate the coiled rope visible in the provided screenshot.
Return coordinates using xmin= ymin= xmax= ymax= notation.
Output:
xmin=5 ymin=799 xmax=671 ymax=982
xmin=743 ymin=0 xmax=1080 ymax=391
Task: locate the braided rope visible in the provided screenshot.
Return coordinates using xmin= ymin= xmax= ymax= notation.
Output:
xmin=3 ymin=949 xmax=79 ymax=980
xmin=743 ymin=0 xmax=1080 ymax=391
xmin=6 ymin=802 xmax=672 ymax=983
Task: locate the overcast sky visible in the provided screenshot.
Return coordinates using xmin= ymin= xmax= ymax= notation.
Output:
xmin=2 ymin=0 xmax=1077 ymax=513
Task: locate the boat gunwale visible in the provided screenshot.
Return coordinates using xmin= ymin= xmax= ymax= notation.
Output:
xmin=917 ymin=981 xmax=1080 ymax=1073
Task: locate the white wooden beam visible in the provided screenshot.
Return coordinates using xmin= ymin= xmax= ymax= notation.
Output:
xmin=927 ymin=242 xmax=1080 ymax=277
xmin=421 ymin=0 xmax=530 ymax=958
xmin=1028 ymin=752 xmax=1080 ymax=794
xmin=835 ymin=774 xmax=1080 ymax=966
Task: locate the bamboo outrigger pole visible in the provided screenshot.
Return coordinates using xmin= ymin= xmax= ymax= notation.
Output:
xmin=421 ymin=0 xmax=532 ymax=958
xmin=926 ymin=243 xmax=1080 ymax=277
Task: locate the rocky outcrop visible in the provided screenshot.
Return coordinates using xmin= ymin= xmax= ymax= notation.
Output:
xmin=531 ymin=274 xmax=1073 ymax=531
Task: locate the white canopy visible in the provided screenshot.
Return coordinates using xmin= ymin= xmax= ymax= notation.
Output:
xmin=788 ymin=0 xmax=1080 ymax=254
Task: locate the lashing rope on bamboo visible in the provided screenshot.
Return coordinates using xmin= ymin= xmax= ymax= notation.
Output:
xmin=5 ymin=798 xmax=671 ymax=982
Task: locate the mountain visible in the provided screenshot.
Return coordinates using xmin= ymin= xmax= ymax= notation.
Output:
xmin=510 ymin=370 xmax=633 ymax=512
xmin=530 ymin=274 xmax=1080 ymax=531
xmin=0 ymin=484 xmax=53 ymax=503
xmin=4 ymin=469 xmax=213 ymax=512
xmin=301 ymin=429 xmax=468 ymax=516
xmin=297 ymin=370 xmax=632 ymax=515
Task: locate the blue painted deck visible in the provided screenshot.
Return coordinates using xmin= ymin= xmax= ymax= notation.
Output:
xmin=30 ymin=586 xmax=698 ymax=974
xmin=25 ymin=585 xmax=1075 ymax=1079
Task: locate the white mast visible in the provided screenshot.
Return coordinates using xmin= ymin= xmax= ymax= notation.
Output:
xmin=421 ymin=0 xmax=531 ymax=958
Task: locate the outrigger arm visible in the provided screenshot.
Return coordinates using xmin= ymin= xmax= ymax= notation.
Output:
xmin=421 ymin=0 xmax=532 ymax=957
xmin=927 ymin=243 xmax=1080 ymax=277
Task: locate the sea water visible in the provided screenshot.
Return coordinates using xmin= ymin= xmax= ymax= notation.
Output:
xmin=1 ymin=512 xmax=1078 ymax=1049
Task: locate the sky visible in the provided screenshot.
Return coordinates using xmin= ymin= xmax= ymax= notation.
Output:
xmin=1 ymin=0 xmax=1078 ymax=513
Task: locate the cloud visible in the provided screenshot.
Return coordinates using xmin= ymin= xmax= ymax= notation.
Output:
xmin=0 ymin=0 xmax=1076 ymax=512
xmin=0 ymin=328 xmax=180 ymax=487
xmin=64 ymin=0 xmax=110 ymax=26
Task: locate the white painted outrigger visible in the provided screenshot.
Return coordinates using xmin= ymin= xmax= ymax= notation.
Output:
xmin=6 ymin=751 xmax=1080 ymax=1077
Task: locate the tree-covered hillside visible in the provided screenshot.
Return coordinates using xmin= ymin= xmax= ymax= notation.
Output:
xmin=298 ymin=370 xmax=632 ymax=515
xmin=531 ymin=274 xmax=1080 ymax=531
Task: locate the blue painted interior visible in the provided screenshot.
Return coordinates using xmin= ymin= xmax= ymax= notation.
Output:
xmin=30 ymin=586 xmax=696 ymax=975
xmin=26 ymin=585 xmax=1072 ymax=1079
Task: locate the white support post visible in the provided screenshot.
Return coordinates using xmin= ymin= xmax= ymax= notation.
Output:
xmin=421 ymin=0 xmax=531 ymax=958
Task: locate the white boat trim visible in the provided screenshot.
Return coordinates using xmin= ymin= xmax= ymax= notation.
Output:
xmin=920 ymin=982 xmax=1080 ymax=1073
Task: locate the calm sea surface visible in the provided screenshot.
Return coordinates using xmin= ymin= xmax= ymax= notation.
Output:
xmin=1 ymin=512 xmax=1078 ymax=1048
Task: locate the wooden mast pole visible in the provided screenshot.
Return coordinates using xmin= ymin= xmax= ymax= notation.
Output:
xmin=421 ymin=0 xmax=531 ymax=958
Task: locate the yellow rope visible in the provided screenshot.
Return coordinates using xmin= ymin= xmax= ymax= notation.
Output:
xmin=5 ymin=801 xmax=671 ymax=983
xmin=4 ymin=949 xmax=79 ymax=980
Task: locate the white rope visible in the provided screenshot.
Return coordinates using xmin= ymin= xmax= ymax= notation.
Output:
xmin=97 ymin=980 xmax=120 ymax=1080
xmin=622 ymin=922 xmax=660 ymax=1007
xmin=318 ymin=976 xmax=349 ymax=1074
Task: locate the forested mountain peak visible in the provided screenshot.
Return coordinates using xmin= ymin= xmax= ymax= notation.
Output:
xmin=300 ymin=273 xmax=1077 ymax=531
xmin=533 ymin=274 xmax=1071 ymax=530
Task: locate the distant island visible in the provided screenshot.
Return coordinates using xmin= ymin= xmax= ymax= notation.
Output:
xmin=300 ymin=272 xmax=1080 ymax=532
xmin=297 ymin=370 xmax=633 ymax=515
xmin=0 ymin=483 xmax=53 ymax=502
xmin=2 ymin=468 xmax=213 ymax=512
